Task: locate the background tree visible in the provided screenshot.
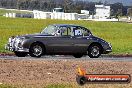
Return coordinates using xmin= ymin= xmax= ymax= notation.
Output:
xmin=63 ymin=0 xmax=73 ymax=12
xmin=0 ymin=0 xmax=129 ymax=16
xmin=110 ymin=3 xmax=123 ymax=17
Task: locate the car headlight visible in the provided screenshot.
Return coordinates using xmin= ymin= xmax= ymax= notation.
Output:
xmin=14 ymin=37 xmax=25 ymax=47
xmin=19 ymin=37 xmax=25 ymax=43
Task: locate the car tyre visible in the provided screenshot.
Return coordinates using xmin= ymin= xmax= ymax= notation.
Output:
xmin=88 ymin=44 xmax=101 ymax=58
xmin=73 ymin=54 xmax=83 ymax=58
xmin=29 ymin=43 xmax=44 ymax=58
xmin=14 ymin=51 xmax=27 ymax=57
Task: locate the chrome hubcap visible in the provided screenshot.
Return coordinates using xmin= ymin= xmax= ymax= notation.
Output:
xmin=33 ymin=45 xmax=42 ymax=56
xmin=91 ymin=46 xmax=99 ymax=56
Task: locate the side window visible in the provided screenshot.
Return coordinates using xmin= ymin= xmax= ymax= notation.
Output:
xmin=59 ymin=26 xmax=90 ymax=37
xmin=83 ymin=28 xmax=90 ymax=36
xmin=61 ymin=27 xmax=67 ymax=36
xmin=75 ymin=29 xmax=83 ymax=36
xmin=71 ymin=27 xmax=83 ymax=37
xmin=52 ymin=27 xmax=61 ymax=36
xmin=60 ymin=27 xmax=71 ymax=36
xmin=71 ymin=27 xmax=90 ymax=37
xmin=67 ymin=28 xmax=71 ymax=36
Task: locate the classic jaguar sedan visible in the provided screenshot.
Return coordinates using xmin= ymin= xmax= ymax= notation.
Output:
xmin=5 ymin=24 xmax=112 ymax=58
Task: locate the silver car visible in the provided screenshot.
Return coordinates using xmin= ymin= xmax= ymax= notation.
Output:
xmin=5 ymin=24 xmax=112 ymax=58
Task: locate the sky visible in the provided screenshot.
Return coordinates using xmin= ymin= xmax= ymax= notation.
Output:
xmin=80 ymin=0 xmax=132 ymax=6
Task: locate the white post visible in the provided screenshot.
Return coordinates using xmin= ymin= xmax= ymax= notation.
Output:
xmin=62 ymin=13 xmax=65 ymax=20
xmin=5 ymin=13 xmax=9 ymax=17
xmin=12 ymin=13 xmax=16 ymax=18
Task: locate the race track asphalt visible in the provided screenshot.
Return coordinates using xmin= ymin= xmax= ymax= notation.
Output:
xmin=0 ymin=55 xmax=132 ymax=61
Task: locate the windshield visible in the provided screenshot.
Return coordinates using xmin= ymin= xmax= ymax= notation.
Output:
xmin=41 ymin=25 xmax=58 ymax=35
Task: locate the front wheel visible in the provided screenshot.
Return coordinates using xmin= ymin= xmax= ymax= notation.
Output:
xmin=88 ymin=44 xmax=102 ymax=58
xmin=29 ymin=43 xmax=44 ymax=58
xmin=14 ymin=51 xmax=27 ymax=57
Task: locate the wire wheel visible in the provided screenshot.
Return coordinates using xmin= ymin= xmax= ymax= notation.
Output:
xmin=88 ymin=44 xmax=101 ymax=58
xmin=29 ymin=43 xmax=44 ymax=57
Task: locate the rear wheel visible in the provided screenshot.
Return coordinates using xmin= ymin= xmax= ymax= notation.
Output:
xmin=73 ymin=54 xmax=83 ymax=58
xmin=14 ymin=51 xmax=27 ymax=57
xmin=88 ymin=44 xmax=102 ymax=58
xmin=29 ymin=43 xmax=44 ymax=58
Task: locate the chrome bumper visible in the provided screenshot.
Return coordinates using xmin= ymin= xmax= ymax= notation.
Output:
xmin=5 ymin=37 xmax=29 ymax=53
xmin=5 ymin=43 xmax=29 ymax=52
xmin=103 ymin=46 xmax=112 ymax=54
xmin=5 ymin=43 xmax=14 ymax=51
xmin=105 ymin=49 xmax=112 ymax=53
xmin=103 ymin=49 xmax=112 ymax=54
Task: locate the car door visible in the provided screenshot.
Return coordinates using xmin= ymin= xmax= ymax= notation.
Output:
xmin=70 ymin=26 xmax=90 ymax=54
xmin=47 ymin=26 xmax=75 ymax=54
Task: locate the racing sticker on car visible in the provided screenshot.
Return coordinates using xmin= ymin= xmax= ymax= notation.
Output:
xmin=75 ymin=30 xmax=82 ymax=36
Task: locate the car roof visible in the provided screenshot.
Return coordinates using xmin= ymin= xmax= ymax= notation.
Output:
xmin=52 ymin=24 xmax=82 ymax=27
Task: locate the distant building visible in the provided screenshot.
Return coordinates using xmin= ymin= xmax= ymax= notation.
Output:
xmin=94 ymin=5 xmax=110 ymax=19
xmin=4 ymin=7 xmax=119 ymax=21
xmin=81 ymin=10 xmax=89 ymax=14
xmin=53 ymin=8 xmax=64 ymax=13
xmin=127 ymin=8 xmax=132 ymax=16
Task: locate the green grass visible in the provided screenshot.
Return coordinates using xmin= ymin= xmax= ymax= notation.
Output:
xmin=0 ymin=16 xmax=132 ymax=54
xmin=0 ymin=84 xmax=16 ymax=88
xmin=0 ymin=83 xmax=132 ymax=88
xmin=44 ymin=84 xmax=132 ymax=88
xmin=0 ymin=83 xmax=131 ymax=88
xmin=0 ymin=9 xmax=9 ymax=16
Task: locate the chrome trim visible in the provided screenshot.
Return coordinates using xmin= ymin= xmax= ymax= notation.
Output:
xmin=5 ymin=44 xmax=29 ymax=52
xmin=106 ymin=49 xmax=112 ymax=52
xmin=5 ymin=37 xmax=29 ymax=52
xmin=17 ymin=48 xmax=29 ymax=52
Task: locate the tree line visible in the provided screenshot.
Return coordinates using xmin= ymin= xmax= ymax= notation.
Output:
xmin=0 ymin=0 xmax=132 ymax=16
